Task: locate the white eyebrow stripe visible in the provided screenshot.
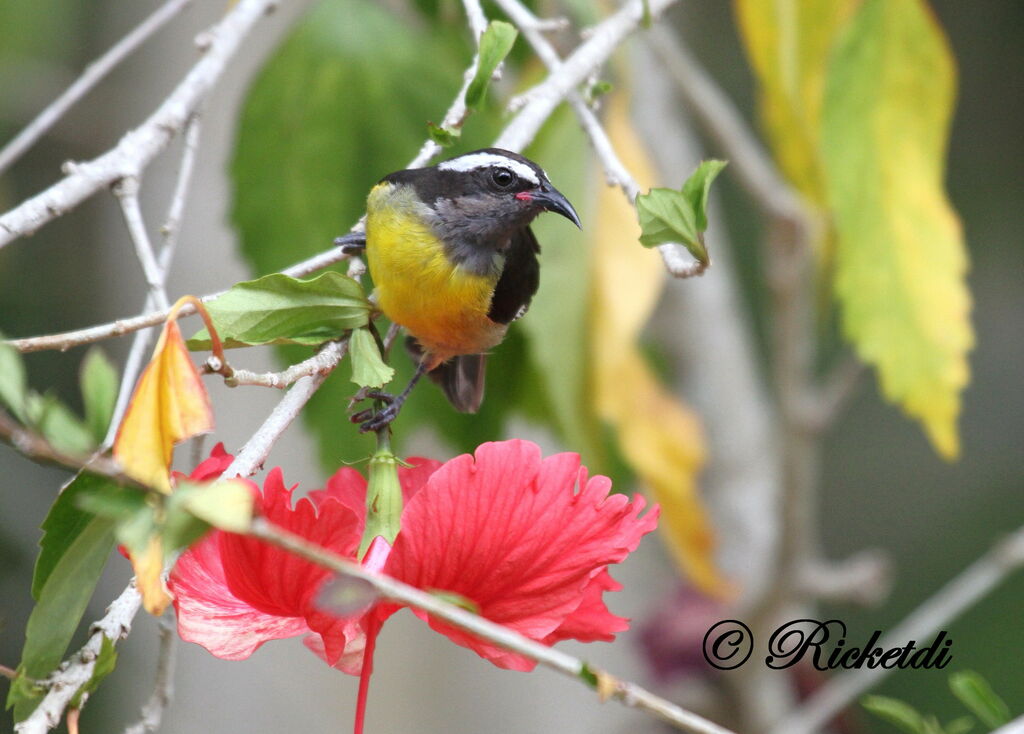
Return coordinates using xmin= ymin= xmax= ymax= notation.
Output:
xmin=438 ymin=153 xmax=542 ymax=185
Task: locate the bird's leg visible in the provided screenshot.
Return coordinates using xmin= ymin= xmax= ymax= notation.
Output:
xmin=351 ymin=359 xmax=430 ymax=433
xmin=334 ymin=231 xmax=366 ymax=255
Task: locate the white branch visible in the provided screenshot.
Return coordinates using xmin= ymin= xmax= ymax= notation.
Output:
xmin=251 ymin=518 xmax=736 ymax=734
xmin=771 ymin=526 xmax=1024 ymax=734
xmin=0 ymin=0 xmax=279 ymax=249
xmin=113 ymin=177 xmax=171 ymax=311
xmin=220 ymin=338 xmax=348 ymax=389
xmin=15 ymin=583 xmax=143 ymax=734
xmin=0 ymin=0 xmax=194 ymax=175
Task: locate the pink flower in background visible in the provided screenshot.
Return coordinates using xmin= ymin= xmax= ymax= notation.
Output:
xmin=169 ymin=439 xmax=658 ymax=675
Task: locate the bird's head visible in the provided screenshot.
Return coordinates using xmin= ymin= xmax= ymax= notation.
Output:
xmin=383 ymin=148 xmax=580 ymax=253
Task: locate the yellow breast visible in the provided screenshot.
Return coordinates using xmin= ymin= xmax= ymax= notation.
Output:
xmin=365 ymin=183 xmax=505 ymax=360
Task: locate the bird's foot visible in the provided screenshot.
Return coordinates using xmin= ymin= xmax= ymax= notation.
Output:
xmin=349 ymin=390 xmax=402 ymax=433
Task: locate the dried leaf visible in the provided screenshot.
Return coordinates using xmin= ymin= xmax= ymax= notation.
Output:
xmin=130 ymin=534 xmax=171 ymax=615
xmin=590 ymin=95 xmax=724 ymax=595
xmin=113 ymin=312 xmax=214 ymax=493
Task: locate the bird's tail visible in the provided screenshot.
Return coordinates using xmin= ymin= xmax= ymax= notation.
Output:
xmin=405 ymin=337 xmax=487 ymax=413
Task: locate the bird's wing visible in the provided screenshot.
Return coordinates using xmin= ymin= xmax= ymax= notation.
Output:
xmin=486 ymin=226 xmax=541 ymax=324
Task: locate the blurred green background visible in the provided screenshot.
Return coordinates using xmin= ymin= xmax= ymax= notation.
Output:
xmin=0 ymin=0 xmax=1020 ymax=731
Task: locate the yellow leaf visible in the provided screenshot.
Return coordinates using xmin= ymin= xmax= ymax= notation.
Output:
xmin=131 ymin=534 xmax=171 ymax=615
xmin=822 ymin=0 xmax=972 ymax=458
xmin=734 ymin=0 xmax=859 ymax=207
xmin=589 ymin=95 xmax=725 ymax=596
xmin=113 ymin=300 xmax=214 ymax=492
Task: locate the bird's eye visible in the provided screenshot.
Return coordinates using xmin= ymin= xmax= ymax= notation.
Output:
xmin=490 ymin=168 xmax=516 ymax=189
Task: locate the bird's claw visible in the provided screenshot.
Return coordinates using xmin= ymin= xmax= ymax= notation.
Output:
xmin=349 ymin=390 xmax=400 ymax=432
xmin=356 ymin=402 xmax=401 ymax=433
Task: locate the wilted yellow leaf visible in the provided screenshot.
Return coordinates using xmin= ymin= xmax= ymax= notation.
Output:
xmin=589 ymin=95 xmax=724 ymax=596
xmin=113 ymin=299 xmax=214 ymax=492
xmin=823 ymin=0 xmax=971 ymax=458
xmin=733 ymin=0 xmax=858 ymax=207
xmin=131 ymin=534 xmax=171 ymax=615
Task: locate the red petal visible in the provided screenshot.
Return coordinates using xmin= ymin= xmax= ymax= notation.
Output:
xmin=219 ymin=468 xmax=361 ymax=618
xmin=385 ymin=440 xmax=658 ymax=669
xmin=189 ymin=442 xmax=233 ymax=480
xmin=169 ymin=531 xmax=309 ymax=660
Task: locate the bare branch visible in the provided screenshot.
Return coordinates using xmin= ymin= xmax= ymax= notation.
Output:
xmin=219 ymin=338 xmax=347 ymax=389
xmin=113 ymin=177 xmax=171 ymax=311
xmin=0 ymin=409 xmax=142 ymax=488
xmin=123 ymin=614 xmax=177 ymax=734
xmin=15 ymin=583 xmax=143 ymax=734
xmin=250 ymin=518 xmax=736 ymax=734
xmin=160 ymin=114 xmax=203 ymax=260
xmin=0 ymin=0 xmax=194 ymax=175
xmin=772 ymin=526 xmax=1024 ymax=734
xmin=0 ymin=0 xmax=279 ymax=249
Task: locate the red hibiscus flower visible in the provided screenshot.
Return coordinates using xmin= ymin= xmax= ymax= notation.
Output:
xmin=169 ymin=440 xmax=658 ymax=730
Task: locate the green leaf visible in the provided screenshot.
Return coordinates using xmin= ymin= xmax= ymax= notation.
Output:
xmin=862 ymin=695 xmax=926 ymax=734
xmin=177 ymin=479 xmax=255 ymax=534
xmin=79 ymin=347 xmax=118 ymax=443
xmin=69 ymin=635 xmax=118 ymax=709
xmin=9 ymin=516 xmax=115 ymax=721
xmin=636 ymin=160 xmax=726 ymax=265
xmin=681 ymin=159 xmax=728 ymax=232
xmin=349 ymin=327 xmax=395 ymax=388
xmin=25 ymin=392 xmax=95 ymax=455
xmin=949 ymin=671 xmax=1011 ymax=729
xmin=822 ymin=0 xmax=971 ymax=459
xmin=427 ymin=121 xmax=460 ymax=146
xmin=33 ymin=472 xmax=120 ymax=599
xmin=188 ymin=272 xmax=370 ymax=349
xmin=464 ymin=21 xmax=517 ymax=110
xmin=0 ymin=336 xmax=28 ymax=422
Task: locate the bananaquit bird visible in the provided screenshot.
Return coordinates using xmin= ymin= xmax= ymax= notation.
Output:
xmin=338 ymin=148 xmax=580 ymax=432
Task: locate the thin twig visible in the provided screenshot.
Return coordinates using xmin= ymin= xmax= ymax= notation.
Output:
xmin=113 ymin=177 xmax=171 ymax=311
xmin=123 ymin=614 xmax=177 ymax=734
xmin=220 ymin=338 xmax=347 ymax=389
xmin=250 ymin=518 xmax=736 ymax=734
xmin=0 ymin=0 xmax=194 ymax=175
xmin=771 ymin=526 xmax=1024 ymax=734
xmin=0 ymin=0 xmax=278 ymax=249
xmin=160 ymin=114 xmax=202 ymax=261
xmin=15 ymin=583 xmax=143 ymax=734
xmin=0 ymin=410 xmax=143 ymax=488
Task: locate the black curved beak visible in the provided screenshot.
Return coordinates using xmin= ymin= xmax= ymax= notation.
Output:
xmin=533 ymin=185 xmax=582 ymax=229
